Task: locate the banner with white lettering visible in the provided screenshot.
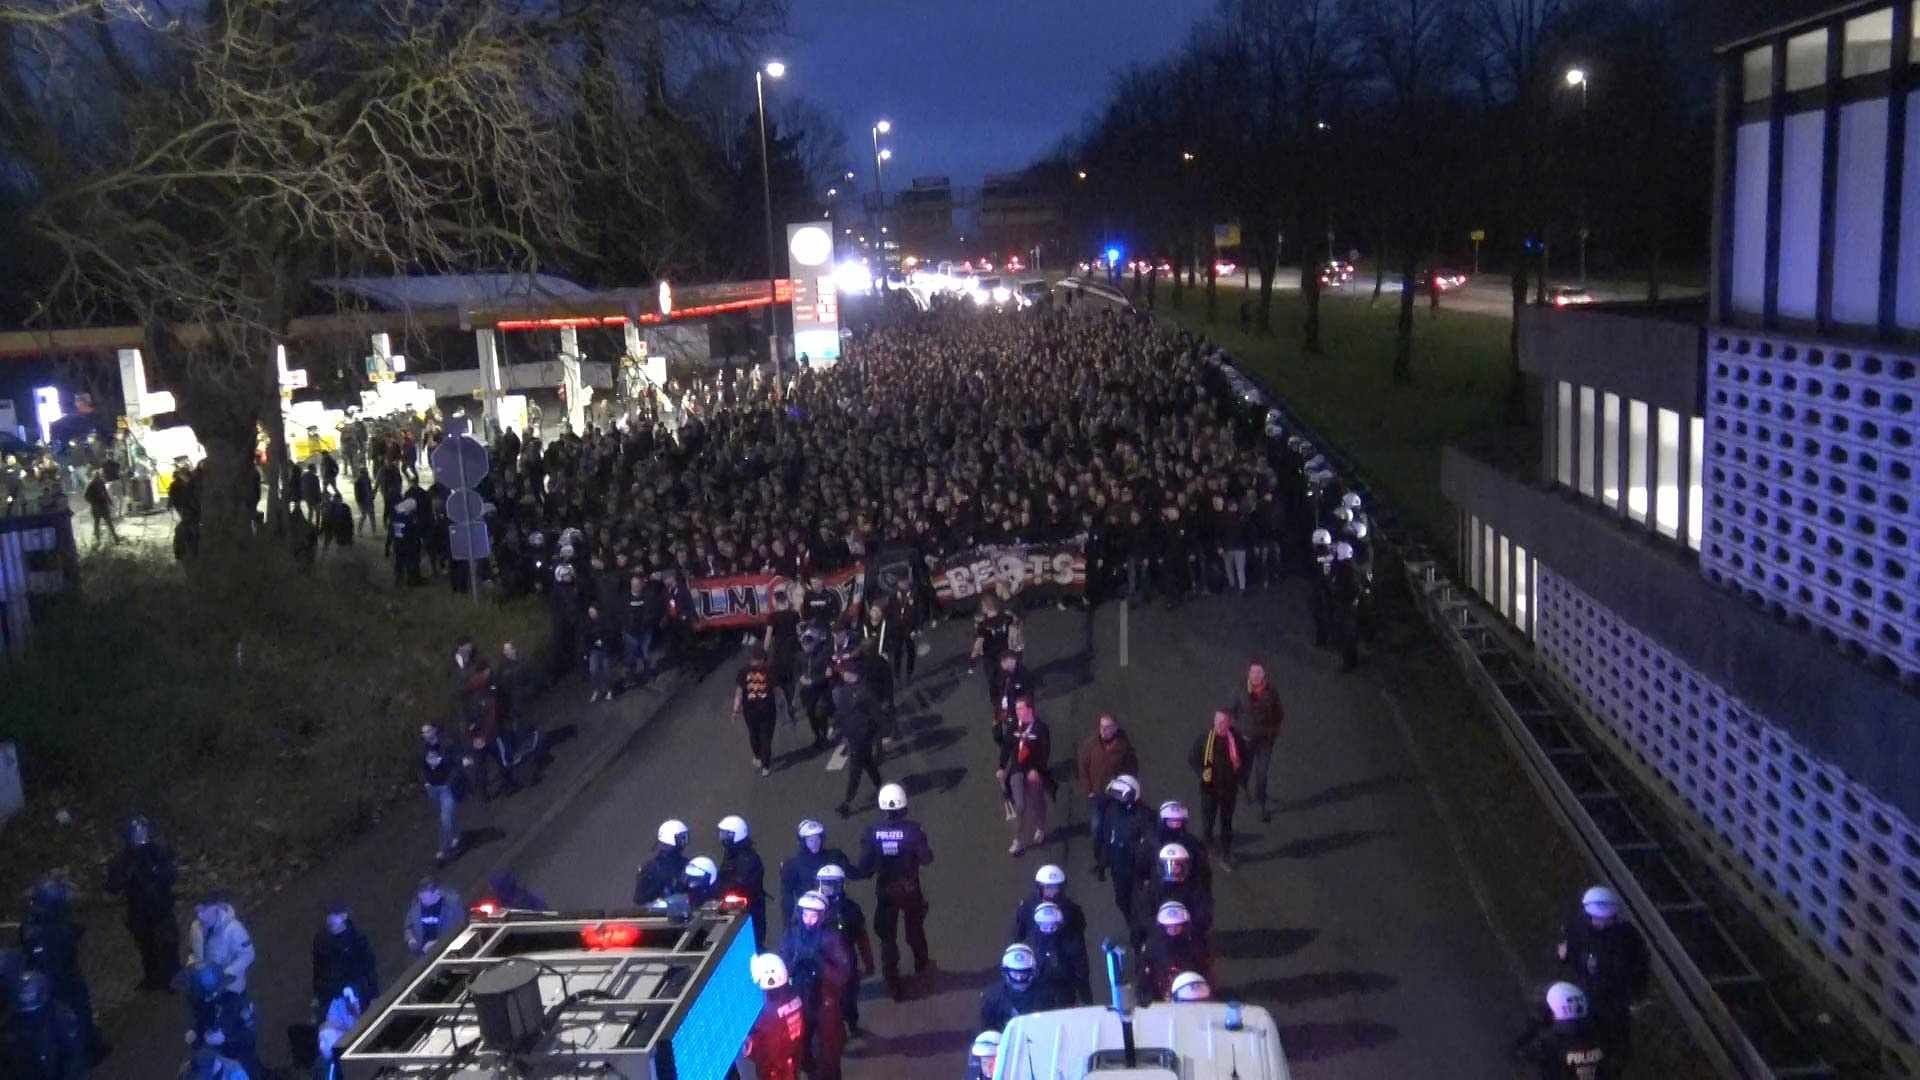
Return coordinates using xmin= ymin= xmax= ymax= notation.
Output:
xmin=687 ymin=564 xmax=864 ymax=630
xmin=931 ymin=542 xmax=1086 ymax=606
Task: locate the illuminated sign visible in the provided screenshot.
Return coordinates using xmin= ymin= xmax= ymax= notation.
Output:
xmin=786 ymin=222 xmax=840 ymax=363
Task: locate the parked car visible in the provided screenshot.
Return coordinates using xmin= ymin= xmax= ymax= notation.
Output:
xmin=1547 ymin=284 xmax=1594 ymax=307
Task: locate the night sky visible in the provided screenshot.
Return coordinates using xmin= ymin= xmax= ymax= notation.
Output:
xmin=784 ymin=0 xmax=1214 ymax=190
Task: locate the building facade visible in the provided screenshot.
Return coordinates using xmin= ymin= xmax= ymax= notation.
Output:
xmin=1444 ymin=1 xmax=1920 ymax=1066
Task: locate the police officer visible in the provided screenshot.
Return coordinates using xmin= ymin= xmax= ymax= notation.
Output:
xmin=966 ymin=1030 xmax=1000 ymax=1080
xmin=716 ymin=815 xmax=768 ymax=951
xmin=1328 ymin=541 xmax=1362 ymax=671
xmin=679 ymin=857 xmax=720 ymax=908
xmin=1512 ymin=982 xmax=1614 ymax=1079
xmin=1024 ymin=901 xmax=1092 ymax=1005
xmin=180 ymin=1045 xmax=250 ymax=1080
xmin=18 ymin=877 xmax=100 ymax=1059
xmin=1307 ymin=527 xmax=1334 ymax=647
xmin=780 ymin=820 xmax=852 ymax=933
xmin=633 ymin=819 xmax=690 ymax=905
xmin=852 ymin=783 xmax=935 ymax=1000
xmin=1558 ymin=886 xmax=1648 ymax=1058
xmin=1099 ymin=776 xmax=1151 ymax=926
xmin=1136 ymin=902 xmax=1211 ymax=1003
xmin=781 ymin=892 xmax=853 ymax=1080
xmin=104 ymin=813 xmax=181 ymax=991
xmin=815 ymin=865 xmax=875 ymax=1037
xmin=1010 ymin=864 xmax=1087 ymax=944
xmin=744 ymin=954 xmax=806 ymax=1080
xmin=1138 ymin=801 xmax=1213 ymax=893
xmin=830 ymin=659 xmax=885 ymax=818
xmin=979 ymin=943 xmax=1060 ymax=1031
xmin=1170 ymin=971 xmax=1212 ymax=1002
xmin=1 ymin=971 xmax=86 ymax=1080
xmin=796 ymin=620 xmax=837 ymax=751
xmin=389 ymin=497 xmax=424 ymax=586
xmin=1133 ymin=843 xmax=1213 ymax=948
xmin=182 ymin=960 xmax=261 ymax=1078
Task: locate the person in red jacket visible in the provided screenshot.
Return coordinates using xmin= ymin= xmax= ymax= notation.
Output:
xmin=1234 ymin=662 xmax=1286 ymax=822
xmin=744 ymin=954 xmax=806 ymax=1080
xmin=998 ymin=698 xmax=1053 ymax=857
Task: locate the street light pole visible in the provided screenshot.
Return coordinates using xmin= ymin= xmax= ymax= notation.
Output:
xmin=757 ymin=62 xmax=785 ymax=369
xmin=1566 ymin=67 xmax=1590 ymax=286
xmin=871 ymin=120 xmax=891 ymax=286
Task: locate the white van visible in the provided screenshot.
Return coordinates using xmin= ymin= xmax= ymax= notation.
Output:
xmin=995 ymin=1001 xmax=1291 ymax=1080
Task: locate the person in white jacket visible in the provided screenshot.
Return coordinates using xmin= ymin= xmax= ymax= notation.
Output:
xmin=188 ymin=892 xmax=256 ymax=994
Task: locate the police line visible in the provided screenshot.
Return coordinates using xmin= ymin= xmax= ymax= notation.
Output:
xmin=685 ymin=541 xmax=1088 ymax=630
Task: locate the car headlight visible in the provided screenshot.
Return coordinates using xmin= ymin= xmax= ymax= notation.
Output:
xmin=992 ymin=287 xmax=1011 ymax=303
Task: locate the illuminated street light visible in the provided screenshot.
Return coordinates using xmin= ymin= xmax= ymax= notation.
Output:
xmin=764 ymin=60 xmax=786 ymax=79
xmin=875 ymin=119 xmax=892 ymax=135
xmin=1076 ymin=170 xmax=1087 ymax=180
xmin=1181 ymin=151 xmax=1194 ymax=162
xmin=755 ymin=61 xmax=787 ymax=366
xmin=828 ymin=187 xmax=838 ymax=197
xmin=1565 ymin=67 xmax=1586 ymax=87
xmin=879 ymin=148 xmax=892 ymax=161
xmin=1315 ymin=121 xmax=1329 ymax=131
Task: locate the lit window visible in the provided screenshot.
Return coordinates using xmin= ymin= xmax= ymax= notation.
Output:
xmin=1557 ymin=382 xmax=1574 ymax=487
xmin=1499 ymin=536 xmax=1512 ymax=619
xmin=1578 ymin=386 xmax=1597 ymax=498
xmin=1627 ymin=399 xmax=1650 ymax=523
xmin=1844 ymin=9 xmax=1894 ymax=77
xmin=1687 ymin=416 xmax=1705 ymax=551
xmin=1514 ymin=546 xmax=1531 ymax=636
xmin=1785 ymin=29 xmax=1828 ymax=92
xmin=1469 ymin=515 xmax=1481 ymax=588
xmin=1743 ymin=46 xmax=1773 ymax=102
xmin=1484 ymin=524 xmax=1496 ymax=602
xmin=1656 ymin=408 xmax=1682 ymax=539
xmin=1602 ymin=393 xmax=1621 ymax=508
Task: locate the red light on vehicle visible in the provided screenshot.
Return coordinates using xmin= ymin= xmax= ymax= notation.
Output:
xmin=471 ymin=901 xmax=501 ymax=919
xmin=581 ymin=922 xmax=643 ymax=950
xmin=720 ymin=892 xmax=749 ymax=911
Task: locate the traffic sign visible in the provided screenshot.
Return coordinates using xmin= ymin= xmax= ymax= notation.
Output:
xmin=448 ymin=522 xmax=492 ymax=563
xmin=429 ymin=433 xmax=489 ymax=488
xmin=1469 ymin=228 xmax=1486 ymax=243
xmin=444 ymin=488 xmax=487 ymax=524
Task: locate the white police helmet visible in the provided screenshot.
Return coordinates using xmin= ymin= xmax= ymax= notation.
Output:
xmin=1158 ymin=800 xmax=1189 ymax=825
xmin=877 ymin=783 xmax=908 ymax=811
xmin=1342 ymin=492 xmax=1363 ymax=509
xmin=815 ymin=863 xmax=847 ymax=893
xmin=970 ymin=1030 xmax=1000 ymax=1068
xmin=657 ymin=819 xmax=689 ymax=847
xmin=1581 ymin=885 xmax=1621 ymax=918
xmin=1106 ymin=774 xmax=1140 ymax=804
xmin=1001 ymin=943 xmax=1037 ymax=988
xmin=1331 ymin=541 xmax=1354 ymax=561
xmin=717 ymin=815 xmax=749 ymax=844
xmin=1035 ymin=864 xmax=1067 ymax=888
xmin=1547 ymin=981 xmax=1589 ymax=1021
xmin=1156 ymin=901 xmax=1191 ymax=928
xmin=1310 ymin=528 xmax=1332 ymax=546
xmin=1033 ymin=901 xmax=1064 ymax=933
xmin=685 ymin=856 xmax=718 ymax=885
xmin=1350 ymin=520 xmax=1370 ymax=541
xmin=751 ymin=952 xmax=789 ymax=990
xmin=1171 ymin=971 xmax=1213 ymax=1002
xmin=797 ymin=818 xmax=825 ymax=840
xmin=796 ymin=890 xmax=828 ymax=916
xmin=554 ymin=563 xmax=575 ymax=584
xmin=1158 ymin=843 xmax=1192 ymax=882
xmin=1332 ymin=506 xmax=1353 ymax=524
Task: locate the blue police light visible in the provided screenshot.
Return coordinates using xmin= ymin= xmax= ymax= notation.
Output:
xmin=1106 ymin=246 xmax=1122 ymax=265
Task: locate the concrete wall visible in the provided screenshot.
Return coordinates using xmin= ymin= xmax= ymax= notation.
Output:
xmin=1442 ymin=448 xmax=1920 ymax=821
xmin=1519 ymin=304 xmax=1706 ymax=417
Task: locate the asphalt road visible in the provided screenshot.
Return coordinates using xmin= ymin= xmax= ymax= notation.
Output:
xmin=516 ymin=577 xmax=1536 ymax=1078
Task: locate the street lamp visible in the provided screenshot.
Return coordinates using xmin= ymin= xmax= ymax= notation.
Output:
xmin=1564 ymin=67 xmax=1590 ymax=284
xmin=872 ymin=120 xmax=894 ymax=285
xmin=1181 ymin=150 xmax=1194 ymax=162
xmin=756 ymin=61 xmax=785 ymax=367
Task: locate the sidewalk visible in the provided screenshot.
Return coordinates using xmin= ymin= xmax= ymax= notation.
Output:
xmin=92 ymin=653 xmax=713 ymax=1079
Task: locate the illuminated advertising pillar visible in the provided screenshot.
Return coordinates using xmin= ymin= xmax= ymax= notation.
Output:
xmin=785 ymin=222 xmax=841 ymax=364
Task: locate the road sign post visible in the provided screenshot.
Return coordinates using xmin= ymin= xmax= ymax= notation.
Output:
xmin=1469 ymin=229 xmax=1486 ymax=275
xmin=430 ymin=434 xmax=491 ymax=603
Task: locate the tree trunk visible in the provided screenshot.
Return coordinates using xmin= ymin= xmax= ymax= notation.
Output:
xmin=1300 ymin=230 xmax=1322 ymax=356
xmin=1505 ymin=253 xmax=1530 ymax=423
xmin=1371 ymin=229 xmax=1387 ymax=304
xmin=1205 ymin=259 xmax=1217 ymax=324
xmin=1392 ymin=253 xmax=1417 ymax=383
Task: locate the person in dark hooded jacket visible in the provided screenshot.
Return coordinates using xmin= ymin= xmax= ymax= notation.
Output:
xmin=310 ymin=902 xmax=377 ymax=1018
xmin=104 ymin=814 xmax=180 ymax=990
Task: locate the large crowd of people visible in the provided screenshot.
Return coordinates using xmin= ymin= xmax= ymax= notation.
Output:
xmin=0 ymin=299 xmax=1646 ymax=1080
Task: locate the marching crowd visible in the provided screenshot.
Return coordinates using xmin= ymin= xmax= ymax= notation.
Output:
xmin=1 ymin=301 xmax=1646 ymax=1080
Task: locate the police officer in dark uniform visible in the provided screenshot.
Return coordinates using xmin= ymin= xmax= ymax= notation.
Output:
xmin=1099 ymin=776 xmax=1151 ymax=925
xmin=1558 ymin=886 xmax=1648 ymax=1059
xmin=18 ymin=878 xmax=100 ymax=1060
xmin=633 ymin=819 xmax=691 ymax=905
xmin=1136 ymin=800 xmax=1213 ymax=894
xmin=1009 ymin=864 xmax=1087 ymax=945
xmin=389 ymin=497 xmax=424 ymax=586
xmin=852 ymin=783 xmax=935 ymax=1000
xmin=979 ymin=944 xmax=1060 ymax=1032
xmin=1328 ymin=540 xmax=1362 ymax=671
xmin=1512 ymin=982 xmax=1616 ymax=1079
xmin=830 ymin=660 xmax=885 ymax=818
xmin=781 ymin=892 xmax=853 ymax=1080
xmin=1023 ymin=902 xmax=1092 ymax=1005
xmin=1136 ymin=901 xmax=1211 ymax=1003
xmin=1306 ymin=527 xmax=1334 ymax=647
xmin=1132 ymin=843 xmax=1214 ymax=948
xmin=745 ymin=954 xmax=806 ymax=1080
xmin=716 ymin=815 xmax=767 ymax=951
xmin=2 ymin=970 xmax=86 ymax=1080
xmin=814 ymin=865 xmax=875 ymax=1037
xmin=182 ymin=961 xmax=261 ymax=1078
xmin=780 ymin=820 xmax=853 ymax=933
xmin=796 ymin=620 xmax=836 ymax=751
xmin=104 ymin=813 xmax=181 ymax=991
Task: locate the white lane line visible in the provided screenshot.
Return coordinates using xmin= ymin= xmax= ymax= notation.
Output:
xmin=1380 ymin=688 xmax=1532 ymax=1000
xmin=825 ymin=743 xmax=849 ymax=771
xmin=1119 ymin=596 xmax=1130 ymax=668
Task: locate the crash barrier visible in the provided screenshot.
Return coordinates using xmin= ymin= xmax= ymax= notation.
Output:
xmin=1173 ymin=315 xmax=1816 ymax=1077
xmin=686 ymin=542 xmax=1088 ymax=630
xmin=1402 ymin=553 xmax=1836 ymax=1077
xmin=0 ymin=510 xmax=79 ymax=658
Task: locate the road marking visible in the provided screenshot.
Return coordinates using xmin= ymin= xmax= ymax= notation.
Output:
xmin=1119 ymin=597 xmax=1130 ymax=668
xmin=825 ymin=743 xmax=849 ymax=771
xmin=1380 ymin=689 xmax=1532 ymax=999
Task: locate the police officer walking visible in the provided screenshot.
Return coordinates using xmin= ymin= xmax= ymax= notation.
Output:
xmin=1558 ymin=886 xmax=1649 ymax=1059
xmin=744 ymin=954 xmax=807 ymax=1080
xmin=1024 ymin=902 xmax=1092 ymax=1004
xmin=779 ymin=820 xmax=852 ymax=933
xmin=1512 ymin=982 xmax=1615 ymax=1079
xmin=1098 ymin=776 xmax=1150 ymax=925
xmin=814 ymin=865 xmax=875 ymax=1037
xmin=1136 ymin=901 xmax=1211 ymax=1003
xmin=852 ymin=783 xmax=935 ymax=1000
xmin=979 ymin=943 xmax=1061 ymax=1031
xmin=781 ymin=892 xmax=853 ymax=1080
xmin=20 ymin=877 xmax=102 ymax=1060
xmin=830 ymin=660 xmax=885 ymax=818
xmin=104 ymin=813 xmax=181 ymax=991
xmin=181 ymin=960 xmax=261 ymax=1078
xmin=715 ymin=815 xmax=767 ymax=951
xmin=1 ymin=971 xmax=86 ymax=1080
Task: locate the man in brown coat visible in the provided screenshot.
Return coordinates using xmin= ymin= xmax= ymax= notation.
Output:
xmin=1077 ymin=713 xmax=1139 ymax=879
xmin=1234 ymin=662 xmax=1285 ymax=822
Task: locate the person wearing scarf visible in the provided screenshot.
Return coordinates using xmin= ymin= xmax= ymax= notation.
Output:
xmin=1188 ymin=709 xmax=1249 ymax=869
